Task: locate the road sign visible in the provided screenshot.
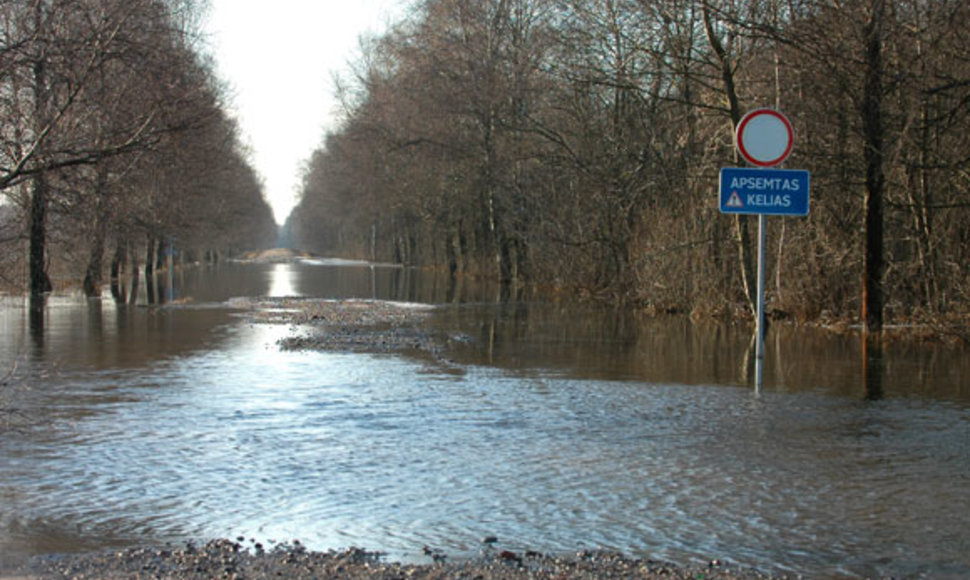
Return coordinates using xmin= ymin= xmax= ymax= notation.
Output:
xmin=722 ymin=108 xmax=808 ymax=392
xmin=719 ymin=167 xmax=810 ymax=216
xmin=736 ymin=108 xmax=794 ymax=167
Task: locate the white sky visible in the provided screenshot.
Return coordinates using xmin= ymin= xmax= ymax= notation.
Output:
xmin=204 ymin=0 xmax=409 ymax=225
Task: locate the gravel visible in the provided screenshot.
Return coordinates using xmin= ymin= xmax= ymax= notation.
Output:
xmin=18 ymin=540 xmax=794 ymax=579
xmin=233 ymin=297 xmax=453 ymax=361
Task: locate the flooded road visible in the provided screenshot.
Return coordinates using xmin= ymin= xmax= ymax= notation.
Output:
xmin=1 ymin=260 xmax=968 ymax=578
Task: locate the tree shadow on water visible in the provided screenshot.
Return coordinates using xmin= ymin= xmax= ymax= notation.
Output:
xmin=862 ymin=333 xmax=884 ymax=401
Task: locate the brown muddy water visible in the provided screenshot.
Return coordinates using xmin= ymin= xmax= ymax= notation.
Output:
xmin=1 ymin=260 xmax=968 ymax=578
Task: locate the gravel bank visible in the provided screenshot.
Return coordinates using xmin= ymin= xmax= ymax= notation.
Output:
xmin=18 ymin=540 xmax=791 ymax=579
xmin=233 ymin=297 xmax=453 ymax=360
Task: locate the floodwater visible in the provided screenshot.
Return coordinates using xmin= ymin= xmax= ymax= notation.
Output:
xmin=1 ymin=260 xmax=968 ymax=578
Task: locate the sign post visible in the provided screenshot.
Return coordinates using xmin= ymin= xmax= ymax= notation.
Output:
xmin=720 ymin=109 xmax=810 ymax=391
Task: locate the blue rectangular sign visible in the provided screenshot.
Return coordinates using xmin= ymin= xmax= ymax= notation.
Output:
xmin=719 ymin=167 xmax=810 ymax=216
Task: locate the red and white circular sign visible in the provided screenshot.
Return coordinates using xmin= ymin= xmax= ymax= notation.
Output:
xmin=736 ymin=109 xmax=794 ymax=167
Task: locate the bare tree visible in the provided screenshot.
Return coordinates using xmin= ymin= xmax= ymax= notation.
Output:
xmin=294 ymin=0 xmax=970 ymax=327
xmin=1 ymin=0 xmax=275 ymax=296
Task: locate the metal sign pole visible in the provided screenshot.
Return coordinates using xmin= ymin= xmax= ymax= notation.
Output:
xmin=755 ymin=214 xmax=767 ymax=393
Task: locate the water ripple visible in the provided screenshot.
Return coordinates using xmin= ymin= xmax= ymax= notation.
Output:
xmin=2 ymin=323 xmax=969 ymax=578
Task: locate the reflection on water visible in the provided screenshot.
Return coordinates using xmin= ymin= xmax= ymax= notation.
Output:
xmin=153 ymin=260 xmax=489 ymax=305
xmin=268 ymin=263 xmax=298 ymax=297
xmin=862 ymin=336 xmax=884 ymax=401
xmin=1 ymin=260 xmax=969 ymax=578
xmin=430 ymin=302 xmax=970 ymax=401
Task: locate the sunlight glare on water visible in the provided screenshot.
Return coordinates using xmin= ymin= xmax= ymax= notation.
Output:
xmin=267 ymin=263 xmax=299 ymax=297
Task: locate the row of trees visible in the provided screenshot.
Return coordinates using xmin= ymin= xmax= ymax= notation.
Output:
xmin=0 ymin=0 xmax=277 ymax=297
xmin=291 ymin=0 xmax=970 ymax=331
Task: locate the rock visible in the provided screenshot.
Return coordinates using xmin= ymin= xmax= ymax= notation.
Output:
xmin=20 ymin=540 xmax=793 ymax=579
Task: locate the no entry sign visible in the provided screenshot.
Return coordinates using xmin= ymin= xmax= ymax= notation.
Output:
xmin=736 ymin=108 xmax=794 ymax=167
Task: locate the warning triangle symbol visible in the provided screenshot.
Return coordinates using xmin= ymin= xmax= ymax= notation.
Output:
xmin=726 ymin=191 xmax=744 ymax=208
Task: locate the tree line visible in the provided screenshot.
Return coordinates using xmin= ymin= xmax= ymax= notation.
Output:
xmin=290 ymin=0 xmax=970 ymax=332
xmin=0 ymin=0 xmax=277 ymax=298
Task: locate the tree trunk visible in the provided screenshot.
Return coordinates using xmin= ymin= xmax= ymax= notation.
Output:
xmin=449 ymin=226 xmax=464 ymax=277
xmin=29 ymin=172 xmax=53 ymax=296
xmin=862 ymin=0 xmax=886 ymax=334
xmin=145 ymin=236 xmax=156 ymax=304
xmin=370 ymin=222 xmax=378 ymax=262
xmin=155 ymin=236 xmax=167 ymax=272
xmin=82 ymin=170 xmax=110 ymax=297
xmin=703 ymin=4 xmax=757 ymax=317
xmin=110 ymin=242 xmax=125 ymax=302
xmin=145 ymin=235 xmax=156 ymax=279
xmin=82 ymin=218 xmax=106 ymax=297
xmin=480 ymin=110 xmax=504 ymax=280
xmin=500 ymin=237 xmax=518 ymax=284
xmin=28 ymin=1 xmax=53 ymax=297
xmin=733 ymin=217 xmax=757 ymax=315
xmin=128 ymin=243 xmax=140 ymax=304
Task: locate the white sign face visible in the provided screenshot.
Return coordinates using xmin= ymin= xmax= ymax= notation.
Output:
xmin=736 ymin=109 xmax=794 ymax=167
